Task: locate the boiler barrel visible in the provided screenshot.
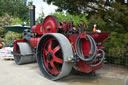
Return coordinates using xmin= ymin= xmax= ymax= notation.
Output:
xmin=30 ymin=37 xmax=41 ymax=48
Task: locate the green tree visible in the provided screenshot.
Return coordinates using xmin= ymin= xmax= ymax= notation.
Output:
xmin=0 ymin=14 xmax=13 ymax=37
xmin=43 ymin=0 xmax=128 ymax=63
xmin=5 ymin=17 xmax=24 ymax=45
xmin=43 ymin=0 xmax=128 ymax=15
xmin=0 ymin=0 xmax=29 ymax=40
xmin=43 ymin=0 xmax=128 ymax=32
xmin=52 ymin=12 xmax=87 ymax=27
xmin=37 ymin=12 xmax=88 ymax=28
xmin=0 ymin=0 xmax=29 ymax=21
xmin=44 ymin=0 xmax=93 ymax=14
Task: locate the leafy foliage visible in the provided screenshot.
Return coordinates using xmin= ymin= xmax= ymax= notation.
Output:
xmin=104 ymin=32 xmax=128 ymax=64
xmin=0 ymin=0 xmax=29 ymax=21
xmin=11 ymin=17 xmax=23 ymax=25
xmin=5 ymin=17 xmax=24 ymax=45
xmin=52 ymin=12 xmax=87 ymax=27
xmin=43 ymin=0 xmax=128 ymax=62
xmin=91 ymin=3 xmax=128 ymax=33
xmin=5 ymin=31 xmax=23 ymax=45
xmin=43 ymin=0 xmax=128 ymax=33
xmin=43 ymin=0 xmax=128 ymax=15
xmin=43 ymin=0 xmax=103 ymax=15
xmin=0 ymin=0 xmax=28 ymax=45
xmin=0 ymin=14 xmax=13 ymax=37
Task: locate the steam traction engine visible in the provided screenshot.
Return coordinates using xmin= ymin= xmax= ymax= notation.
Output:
xmin=13 ymin=5 xmax=109 ymax=80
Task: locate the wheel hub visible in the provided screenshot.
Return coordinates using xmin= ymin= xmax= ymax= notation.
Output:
xmin=47 ymin=52 xmax=53 ymax=61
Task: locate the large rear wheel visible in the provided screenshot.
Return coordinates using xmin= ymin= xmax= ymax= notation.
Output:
xmin=37 ymin=33 xmax=73 ymax=80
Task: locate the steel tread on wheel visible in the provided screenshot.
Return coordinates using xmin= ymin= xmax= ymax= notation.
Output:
xmin=13 ymin=42 xmax=35 ymax=65
xmin=13 ymin=44 xmax=21 ymax=65
xmin=37 ymin=33 xmax=73 ymax=80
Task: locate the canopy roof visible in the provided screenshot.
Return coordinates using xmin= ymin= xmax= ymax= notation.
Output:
xmin=3 ymin=25 xmax=30 ymax=33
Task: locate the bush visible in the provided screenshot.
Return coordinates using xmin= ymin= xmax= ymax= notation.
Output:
xmin=104 ymin=32 xmax=128 ymax=65
xmin=5 ymin=31 xmax=23 ymax=45
xmin=5 ymin=17 xmax=24 ymax=45
xmin=0 ymin=14 xmax=13 ymax=37
xmin=104 ymin=32 xmax=125 ymax=56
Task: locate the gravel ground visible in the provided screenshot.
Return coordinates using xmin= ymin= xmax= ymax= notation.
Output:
xmin=0 ymin=57 xmax=128 ymax=85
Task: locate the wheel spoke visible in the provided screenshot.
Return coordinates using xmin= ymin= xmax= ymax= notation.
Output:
xmin=50 ymin=61 xmax=59 ymax=74
xmin=42 ymin=38 xmax=64 ymax=76
xmin=54 ymin=56 xmax=63 ymax=64
xmin=48 ymin=40 xmax=52 ymax=51
xmin=44 ymin=49 xmax=48 ymax=56
xmin=53 ymin=45 xmax=61 ymax=53
xmin=46 ymin=60 xmax=50 ymax=65
xmin=43 ymin=56 xmax=49 ymax=71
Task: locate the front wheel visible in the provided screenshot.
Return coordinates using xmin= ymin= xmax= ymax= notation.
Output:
xmin=37 ymin=33 xmax=73 ymax=80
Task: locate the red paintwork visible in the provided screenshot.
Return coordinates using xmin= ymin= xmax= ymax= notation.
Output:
xmin=76 ymin=61 xmax=102 ymax=73
xmin=58 ymin=22 xmax=76 ymax=33
xmin=68 ymin=34 xmax=78 ymax=52
xmin=29 ymin=37 xmax=41 ymax=48
xmin=81 ymin=38 xmax=91 ymax=56
xmin=32 ymin=24 xmax=43 ymax=35
xmin=58 ymin=22 xmax=67 ymax=31
xmin=68 ymin=32 xmax=109 ymax=73
xmin=43 ymin=38 xmax=63 ymax=75
xmin=89 ymin=33 xmax=109 ymax=42
xmin=42 ymin=16 xmax=57 ymax=34
xmin=14 ymin=39 xmax=26 ymax=52
xmin=14 ymin=15 xmax=109 ymax=74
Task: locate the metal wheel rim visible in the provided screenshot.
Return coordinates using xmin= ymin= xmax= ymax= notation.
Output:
xmin=37 ymin=33 xmax=73 ymax=80
xmin=43 ymin=38 xmax=63 ymax=75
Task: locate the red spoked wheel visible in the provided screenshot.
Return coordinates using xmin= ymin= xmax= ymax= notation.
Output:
xmin=42 ymin=15 xmax=59 ymax=34
xmin=43 ymin=38 xmax=63 ymax=75
xmin=37 ymin=33 xmax=73 ymax=80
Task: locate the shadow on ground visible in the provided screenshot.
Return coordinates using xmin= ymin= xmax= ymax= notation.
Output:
xmin=57 ymin=64 xmax=128 ymax=85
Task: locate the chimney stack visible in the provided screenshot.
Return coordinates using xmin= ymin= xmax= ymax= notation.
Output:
xmin=29 ymin=5 xmax=35 ymax=28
